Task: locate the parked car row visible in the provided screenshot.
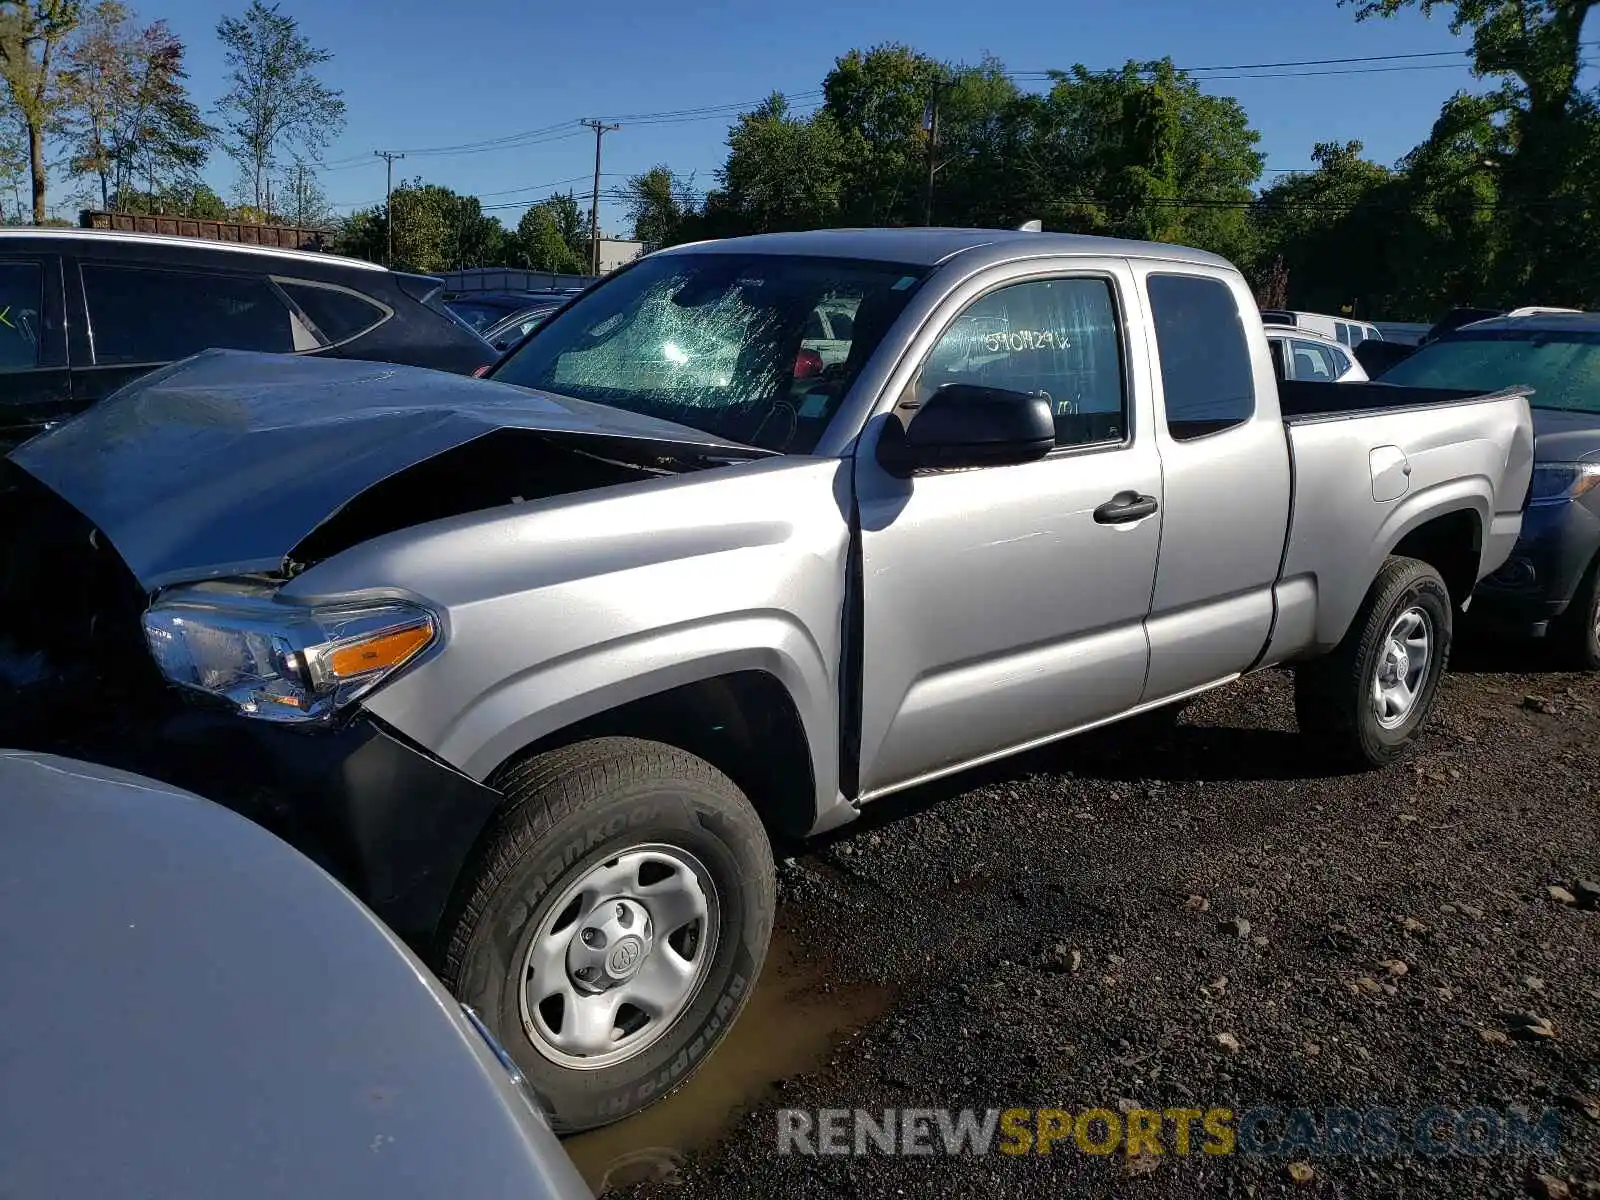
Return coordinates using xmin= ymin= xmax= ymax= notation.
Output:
xmin=0 ymin=226 xmax=1536 ymax=1147
xmin=1261 ymin=306 xmax=1384 ymax=347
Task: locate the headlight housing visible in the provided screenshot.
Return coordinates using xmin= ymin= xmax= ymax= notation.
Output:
xmin=1529 ymin=461 xmax=1600 ymax=506
xmin=142 ymin=587 xmax=438 ymax=723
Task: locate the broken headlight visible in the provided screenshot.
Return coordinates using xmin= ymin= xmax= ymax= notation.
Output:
xmin=142 ymin=589 xmax=437 ymax=723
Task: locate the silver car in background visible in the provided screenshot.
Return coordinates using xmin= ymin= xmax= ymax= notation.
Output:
xmin=0 ymin=752 xmax=590 ymax=1200
xmin=1265 ymin=325 xmax=1369 ymax=382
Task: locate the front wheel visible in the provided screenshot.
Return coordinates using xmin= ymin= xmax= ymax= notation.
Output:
xmin=440 ymin=737 xmax=775 ymax=1133
xmin=1293 ymin=555 xmax=1453 ymax=768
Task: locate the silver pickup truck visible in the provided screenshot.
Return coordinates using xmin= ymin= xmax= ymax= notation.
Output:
xmin=0 ymin=228 xmax=1534 ymax=1134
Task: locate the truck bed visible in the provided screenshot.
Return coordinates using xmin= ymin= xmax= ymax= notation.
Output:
xmin=1277 ymin=379 xmax=1531 ymax=424
xmin=1273 ymin=378 xmax=1536 ymax=656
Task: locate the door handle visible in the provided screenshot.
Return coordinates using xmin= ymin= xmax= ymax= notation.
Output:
xmin=1094 ymin=491 xmax=1159 ymax=524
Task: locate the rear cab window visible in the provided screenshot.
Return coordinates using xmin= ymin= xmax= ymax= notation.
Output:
xmin=1145 ymin=273 xmax=1256 ymax=440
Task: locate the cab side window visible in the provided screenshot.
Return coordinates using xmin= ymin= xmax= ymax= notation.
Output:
xmin=917 ymin=276 xmax=1127 ymax=448
xmin=1146 ymin=273 xmax=1255 ymax=441
xmin=0 ymin=261 xmax=44 ymax=372
xmin=81 ymin=262 xmax=320 ymax=365
xmin=275 ymin=279 xmax=389 ymax=345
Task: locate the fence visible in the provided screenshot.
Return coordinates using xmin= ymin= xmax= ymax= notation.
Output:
xmin=78 ymin=209 xmax=335 ymax=252
xmin=438 ymin=267 xmax=600 ymax=294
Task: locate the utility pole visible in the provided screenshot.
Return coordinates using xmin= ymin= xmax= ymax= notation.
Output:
xmin=375 ymin=150 xmax=406 ymax=265
xmin=295 ymin=163 xmax=306 ymax=227
xmin=582 ymin=119 xmax=621 ymax=275
xmin=924 ymin=76 xmax=949 ymax=226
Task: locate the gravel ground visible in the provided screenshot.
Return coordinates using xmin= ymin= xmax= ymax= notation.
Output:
xmin=614 ymin=636 xmax=1599 ymax=1199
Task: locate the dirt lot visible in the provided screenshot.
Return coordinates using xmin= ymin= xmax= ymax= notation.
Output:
xmin=578 ymin=635 xmax=1599 ymax=1199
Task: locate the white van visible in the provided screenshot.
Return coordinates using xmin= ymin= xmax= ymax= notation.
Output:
xmin=1261 ymin=308 xmax=1383 ymax=347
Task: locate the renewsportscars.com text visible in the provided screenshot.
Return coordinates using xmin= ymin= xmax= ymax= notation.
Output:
xmin=775 ymin=1105 xmax=1563 ymax=1159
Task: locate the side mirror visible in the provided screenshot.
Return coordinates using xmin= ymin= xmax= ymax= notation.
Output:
xmin=876 ymin=383 xmax=1056 ymax=477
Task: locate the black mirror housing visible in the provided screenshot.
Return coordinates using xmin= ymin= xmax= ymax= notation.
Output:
xmin=877 ymin=383 xmax=1056 ymax=476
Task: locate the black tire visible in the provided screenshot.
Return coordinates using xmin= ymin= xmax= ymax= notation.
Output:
xmin=439 ymin=737 xmax=774 ymax=1133
xmin=1554 ymin=554 xmax=1600 ymax=671
xmin=1293 ymin=555 xmax=1453 ymax=769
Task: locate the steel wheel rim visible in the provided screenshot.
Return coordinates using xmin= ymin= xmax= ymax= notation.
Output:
xmin=1372 ymin=606 xmax=1432 ymax=730
xmin=518 ymin=843 xmax=720 ymax=1071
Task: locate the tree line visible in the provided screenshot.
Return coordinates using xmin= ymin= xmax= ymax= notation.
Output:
xmin=610 ymin=0 xmax=1600 ymax=319
xmin=0 ymin=0 xmax=343 ymax=226
xmin=6 ymin=0 xmax=1597 ymax=318
xmin=359 ymin=0 xmax=1600 ymax=317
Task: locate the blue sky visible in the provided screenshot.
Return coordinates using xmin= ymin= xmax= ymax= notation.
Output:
xmin=125 ymin=0 xmax=1599 ymax=235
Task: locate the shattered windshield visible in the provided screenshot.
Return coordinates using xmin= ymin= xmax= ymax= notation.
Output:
xmin=489 ymin=252 xmax=927 ymax=453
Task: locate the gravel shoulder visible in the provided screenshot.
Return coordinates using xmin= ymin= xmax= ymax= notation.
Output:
xmin=620 ymin=641 xmax=1599 ymax=1199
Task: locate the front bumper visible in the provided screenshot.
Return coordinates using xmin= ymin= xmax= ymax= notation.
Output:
xmin=33 ymin=698 xmax=502 ymax=955
xmin=1471 ymin=499 xmax=1600 ymax=637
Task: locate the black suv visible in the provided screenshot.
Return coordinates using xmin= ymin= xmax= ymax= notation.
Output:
xmin=0 ymin=229 xmax=497 ymax=446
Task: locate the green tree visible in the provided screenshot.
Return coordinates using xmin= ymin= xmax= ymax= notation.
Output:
xmin=339 ymin=179 xmax=511 ymax=273
xmin=822 ymin=44 xmax=946 ymax=226
xmin=1027 ymin=60 xmax=1263 ymax=259
xmin=61 ymin=1 xmax=209 ymax=212
xmin=706 ymin=92 xmax=850 ymax=233
xmin=108 ymin=178 xmax=226 ymax=217
xmin=451 ymin=192 xmax=506 ymax=267
xmin=623 ymin=163 xmax=697 ymax=249
xmin=1252 ymin=140 xmax=1402 ymax=315
xmin=1385 ymin=98 xmax=1505 ymax=313
xmin=1343 ymin=0 xmax=1600 ymax=302
xmin=274 ymin=156 xmax=331 ymax=225
xmin=332 ymin=203 xmax=382 ymax=260
xmin=0 ymin=0 xmax=81 ymax=223
xmin=214 ymin=0 xmax=344 ymax=212
xmin=698 ymin=49 xmax=1263 ymax=259
xmin=0 ymin=109 xmax=28 ymax=219
xmin=514 ymin=193 xmax=587 ymax=272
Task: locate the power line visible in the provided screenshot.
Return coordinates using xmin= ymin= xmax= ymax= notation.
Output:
xmin=1007 ymin=41 xmax=1600 ymax=77
xmin=1195 ymin=61 xmax=1506 ymax=81
xmin=476 ymin=173 xmax=596 ymax=199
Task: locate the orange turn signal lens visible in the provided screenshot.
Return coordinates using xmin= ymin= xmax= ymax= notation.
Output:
xmin=325 ymin=622 xmax=433 ymax=680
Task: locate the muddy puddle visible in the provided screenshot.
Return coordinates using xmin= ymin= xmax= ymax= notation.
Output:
xmin=563 ymin=924 xmax=891 ymax=1195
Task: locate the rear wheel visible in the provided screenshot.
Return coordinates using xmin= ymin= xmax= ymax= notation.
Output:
xmin=1554 ymin=554 xmax=1600 ymax=671
xmin=440 ymin=737 xmax=775 ymax=1133
xmin=1294 ymin=556 xmax=1453 ymax=768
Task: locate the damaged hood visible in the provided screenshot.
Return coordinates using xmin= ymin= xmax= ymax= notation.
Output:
xmin=8 ymin=349 xmax=767 ymax=591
